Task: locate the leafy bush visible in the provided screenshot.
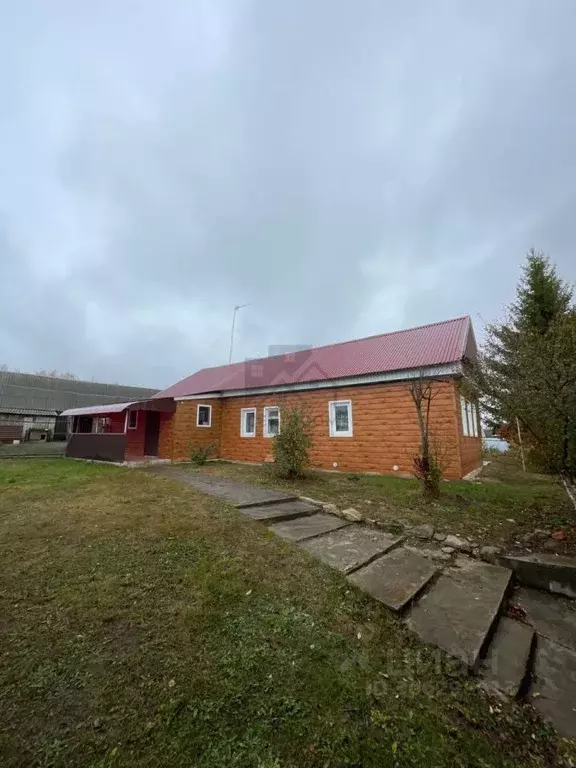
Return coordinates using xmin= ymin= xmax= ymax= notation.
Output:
xmin=189 ymin=441 xmax=217 ymax=466
xmin=272 ymin=407 xmax=313 ymax=479
xmin=413 ymin=452 xmax=444 ymax=498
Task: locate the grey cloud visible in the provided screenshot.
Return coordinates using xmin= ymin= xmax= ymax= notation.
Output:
xmin=1 ymin=0 xmax=575 ymax=387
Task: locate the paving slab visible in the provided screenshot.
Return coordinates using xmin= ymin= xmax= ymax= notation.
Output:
xmin=300 ymin=526 xmax=403 ymax=574
xmin=347 ymin=547 xmax=438 ymax=612
xmin=500 ymin=553 xmax=576 ymax=599
xmin=406 ymin=558 xmax=512 ymax=669
xmin=515 ymin=587 xmax=576 ymax=651
xmin=240 ymin=500 xmax=318 ymax=523
xmin=532 ymin=636 xmax=576 ymax=739
xmin=145 ymin=466 xmax=297 ymax=507
xmin=481 ymin=617 xmax=535 ymax=698
xmin=268 ymin=514 xmax=349 ymax=542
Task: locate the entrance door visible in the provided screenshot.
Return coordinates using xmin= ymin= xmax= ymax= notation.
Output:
xmin=144 ymin=411 xmax=160 ymax=456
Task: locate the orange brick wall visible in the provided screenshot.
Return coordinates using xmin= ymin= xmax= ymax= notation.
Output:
xmin=164 ymin=380 xmax=482 ymax=479
xmin=158 ymin=412 xmax=173 ymax=459
xmin=125 ymin=410 xmax=146 ymax=459
xmin=216 ymin=380 xmax=467 ymax=479
xmin=171 ymin=398 xmax=222 ymax=461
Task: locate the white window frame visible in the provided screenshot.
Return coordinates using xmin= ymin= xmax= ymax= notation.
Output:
xmin=460 ymin=396 xmax=470 ymax=437
xmin=460 ymin=396 xmax=479 ymax=438
xmin=125 ymin=410 xmax=138 ymax=432
xmin=263 ymin=406 xmax=281 ymax=438
xmin=328 ymin=399 xmax=353 ymax=437
xmin=240 ymin=407 xmax=256 ymax=438
xmin=196 ymin=404 xmax=212 ymax=428
xmin=471 ymin=401 xmax=479 ymax=437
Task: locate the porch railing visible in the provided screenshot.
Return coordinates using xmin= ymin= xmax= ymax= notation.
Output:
xmin=66 ymin=433 xmax=126 ymax=463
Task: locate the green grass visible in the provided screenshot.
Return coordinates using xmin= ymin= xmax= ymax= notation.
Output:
xmin=0 ymin=459 xmax=574 ymax=767
xmin=200 ymin=454 xmax=575 ymax=552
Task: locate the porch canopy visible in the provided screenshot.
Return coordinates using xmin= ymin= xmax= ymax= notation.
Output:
xmin=61 ymin=398 xmax=175 ymax=418
xmin=61 ymin=398 xmax=175 ymax=462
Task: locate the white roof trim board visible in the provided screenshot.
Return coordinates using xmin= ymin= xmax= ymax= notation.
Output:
xmin=60 ymin=402 xmax=139 ymax=417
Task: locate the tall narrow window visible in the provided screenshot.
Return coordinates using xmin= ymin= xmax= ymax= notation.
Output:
xmin=263 ymin=406 xmax=280 ymax=437
xmin=461 ymin=397 xmax=470 ymax=437
xmin=460 ymin=396 xmax=479 ymax=437
xmin=196 ymin=404 xmax=212 ymax=427
xmin=329 ymin=400 xmax=353 ymax=437
xmin=240 ymin=408 xmax=256 ymax=437
xmin=126 ymin=410 xmax=138 ymax=430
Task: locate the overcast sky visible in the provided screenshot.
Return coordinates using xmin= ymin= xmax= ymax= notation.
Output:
xmin=1 ymin=1 xmax=575 ymax=388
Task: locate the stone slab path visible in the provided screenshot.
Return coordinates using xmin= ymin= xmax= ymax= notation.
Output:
xmin=145 ymin=466 xmax=576 ymax=739
xmin=348 ymin=547 xmax=438 ymax=612
xmin=480 ymin=617 xmax=535 ymax=699
xmin=512 ymin=587 xmax=576 ymax=737
xmin=240 ymin=500 xmax=318 ymax=523
xmin=407 ymin=558 xmax=512 ymax=669
xmin=300 ymin=527 xmax=402 ymax=574
xmin=269 ymin=513 xmax=349 ymax=542
xmin=146 ymin=465 xmax=297 ymax=507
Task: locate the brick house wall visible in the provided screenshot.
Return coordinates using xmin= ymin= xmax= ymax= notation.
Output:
xmin=125 ymin=410 xmax=146 ymax=459
xmin=170 ymin=398 xmax=223 ymax=461
xmin=158 ymin=412 xmax=174 ymax=459
xmin=168 ymin=379 xmax=481 ymax=479
xmin=457 ymin=398 xmax=483 ymax=477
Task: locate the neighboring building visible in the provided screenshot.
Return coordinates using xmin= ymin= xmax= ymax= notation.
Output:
xmin=0 ymin=371 xmax=158 ymax=443
xmin=62 ymin=316 xmax=482 ymax=478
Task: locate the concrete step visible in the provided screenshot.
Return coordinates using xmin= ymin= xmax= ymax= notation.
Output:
xmin=531 ymin=636 xmax=576 ymax=739
xmin=300 ymin=526 xmax=404 ymax=574
xmin=236 ymin=494 xmax=300 ymax=509
xmin=480 ymin=617 xmax=535 ymax=698
xmin=500 ymin=553 xmax=576 ymax=599
xmin=347 ymin=547 xmax=438 ymax=612
xmin=512 ymin=588 xmax=576 ymax=738
xmin=268 ymin=513 xmax=349 ymax=542
xmin=240 ymin=500 xmax=319 ymax=523
xmin=514 ymin=587 xmax=576 ymax=651
xmin=406 ymin=558 xmax=512 ymax=670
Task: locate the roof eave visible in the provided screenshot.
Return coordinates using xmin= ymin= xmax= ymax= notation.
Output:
xmin=174 ymin=361 xmax=463 ymax=400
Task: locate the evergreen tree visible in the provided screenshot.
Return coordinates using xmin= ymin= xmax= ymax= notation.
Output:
xmin=511 ymin=249 xmax=571 ymax=334
xmin=478 ymin=250 xmax=576 ymax=476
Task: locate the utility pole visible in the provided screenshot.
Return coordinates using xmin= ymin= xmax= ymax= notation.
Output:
xmin=228 ymin=304 xmax=250 ymax=363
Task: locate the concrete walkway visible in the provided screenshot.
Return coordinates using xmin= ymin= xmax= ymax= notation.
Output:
xmin=145 ymin=466 xmax=576 ymax=739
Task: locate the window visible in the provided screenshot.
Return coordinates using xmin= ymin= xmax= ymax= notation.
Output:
xmin=240 ymin=407 xmax=256 ymax=437
xmin=93 ymin=417 xmax=110 ymax=434
xmin=196 ymin=404 xmax=212 ymax=427
xmin=126 ymin=410 xmax=138 ymax=430
xmin=460 ymin=396 xmax=479 ymax=437
xmin=329 ymin=400 xmax=353 ymax=437
xmin=263 ymin=406 xmax=280 ymax=437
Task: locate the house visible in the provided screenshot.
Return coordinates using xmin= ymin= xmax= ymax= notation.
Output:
xmin=0 ymin=370 xmax=158 ymax=443
xmin=61 ymin=316 xmax=482 ymax=478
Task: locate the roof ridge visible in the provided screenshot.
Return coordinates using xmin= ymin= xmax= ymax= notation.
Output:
xmin=207 ymin=315 xmax=470 ymax=371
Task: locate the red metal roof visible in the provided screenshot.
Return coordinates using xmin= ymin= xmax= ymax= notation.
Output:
xmin=155 ymin=316 xmax=473 ymax=400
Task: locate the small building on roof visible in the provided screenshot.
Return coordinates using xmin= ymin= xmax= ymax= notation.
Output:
xmin=61 ymin=316 xmax=482 ymax=478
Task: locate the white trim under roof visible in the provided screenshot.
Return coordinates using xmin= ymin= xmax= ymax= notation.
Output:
xmin=174 ymin=393 xmax=222 ymax=401
xmin=61 ymin=401 xmax=139 ymax=417
xmin=174 ymin=361 xmax=462 ymax=401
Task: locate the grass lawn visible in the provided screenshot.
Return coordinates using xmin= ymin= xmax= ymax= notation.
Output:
xmin=200 ymin=453 xmax=576 ymax=553
xmin=0 ymin=459 xmax=574 ymax=767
